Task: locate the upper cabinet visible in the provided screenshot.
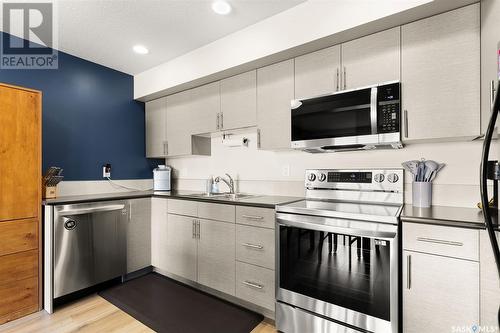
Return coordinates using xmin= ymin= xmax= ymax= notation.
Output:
xmin=480 ymin=0 xmax=500 ymax=134
xmin=294 ymin=45 xmax=341 ymax=100
xmin=145 ymin=97 xmax=167 ymax=158
xmin=257 ymin=59 xmax=294 ymax=150
xmin=341 ymin=27 xmax=400 ymax=89
xmin=401 ymin=4 xmax=480 ymax=142
xmin=220 ymin=70 xmax=257 ymax=130
xmin=191 ymin=81 xmax=220 ymax=134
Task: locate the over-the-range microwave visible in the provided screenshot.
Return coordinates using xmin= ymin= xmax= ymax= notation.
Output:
xmin=291 ymin=82 xmax=403 ymax=153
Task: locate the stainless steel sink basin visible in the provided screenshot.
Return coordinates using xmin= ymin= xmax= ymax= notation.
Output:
xmin=186 ymin=193 xmax=256 ymax=201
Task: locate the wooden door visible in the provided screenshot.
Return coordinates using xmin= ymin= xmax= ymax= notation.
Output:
xmin=401 ymin=4 xmax=480 ymax=141
xmin=257 ymin=59 xmax=294 ymax=150
xmin=341 ymin=27 xmax=400 ymax=89
xmin=0 ymin=84 xmax=41 ymax=222
xmin=403 ymin=250 xmax=479 ymax=332
xmin=220 ymin=70 xmax=257 ymax=130
xmin=197 ymin=218 xmax=235 ymax=296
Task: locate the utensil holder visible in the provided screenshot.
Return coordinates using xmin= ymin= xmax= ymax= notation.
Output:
xmin=412 ymin=182 xmax=432 ymax=208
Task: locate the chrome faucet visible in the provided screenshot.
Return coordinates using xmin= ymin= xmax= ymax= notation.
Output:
xmin=215 ymin=173 xmax=235 ymax=194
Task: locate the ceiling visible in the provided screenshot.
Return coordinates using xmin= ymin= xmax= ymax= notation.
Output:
xmin=15 ymin=0 xmax=304 ymax=75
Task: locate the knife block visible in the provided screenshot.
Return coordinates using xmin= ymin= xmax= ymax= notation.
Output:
xmin=43 ymin=185 xmax=57 ymax=199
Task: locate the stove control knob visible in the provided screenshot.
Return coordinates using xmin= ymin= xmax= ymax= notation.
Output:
xmin=318 ymin=173 xmax=327 ymax=182
xmin=308 ymin=173 xmax=316 ymax=181
xmin=387 ymin=173 xmax=399 ymax=183
xmin=374 ymin=173 xmax=385 ymax=183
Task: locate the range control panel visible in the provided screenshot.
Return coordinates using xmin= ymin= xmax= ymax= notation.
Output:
xmin=305 ymin=169 xmax=403 ymax=192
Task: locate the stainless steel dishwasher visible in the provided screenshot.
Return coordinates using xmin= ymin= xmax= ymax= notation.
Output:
xmin=53 ymin=201 xmax=128 ymax=298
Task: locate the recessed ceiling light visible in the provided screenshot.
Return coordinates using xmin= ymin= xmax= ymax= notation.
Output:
xmin=133 ymin=45 xmax=149 ymax=55
xmin=212 ymin=0 xmax=231 ymax=15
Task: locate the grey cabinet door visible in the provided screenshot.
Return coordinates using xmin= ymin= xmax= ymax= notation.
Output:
xmin=341 ymin=27 xmax=400 ymax=90
xmin=257 ymin=59 xmax=294 ymax=150
xmin=191 ymin=81 xmax=220 ymax=134
xmin=481 ymin=0 xmax=500 ymax=135
xmin=401 ymin=4 xmax=480 ymax=141
xmin=294 ymin=45 xmax=341 ymax=99
xmin=197 ymin=218 xmax=235 ymax=296
xmin=126 ymin=198 xmax=152 ymax=273
xmin=145 ymin=97 xmax=167 ymax=158
xmin=151 ymin=198 xmax=168 ymax=270
xmin=166 ymin=90 xmax=193 ymax=157
xmin=165 ymin=213 xmax=197 ymax=281
xmin=479 ymin=230 xmax=500 ymax=327
xmin=403 ymin=250 xmax=479 ymax=333
xmin=220 ymin=70 xmax=257 ymax=130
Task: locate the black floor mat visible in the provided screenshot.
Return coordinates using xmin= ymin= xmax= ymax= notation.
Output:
xmin=98 ymin=273 xmax=264 ymax=333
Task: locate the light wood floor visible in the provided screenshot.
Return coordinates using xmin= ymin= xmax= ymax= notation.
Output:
xmin=0 ymin=294 xmax=277 ymax=333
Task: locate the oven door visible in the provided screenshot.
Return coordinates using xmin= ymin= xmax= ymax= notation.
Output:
xmin=276 ymin=212 xmax=398 ymax=333
xmin=291 ymin=86 xmax=378 ymax=150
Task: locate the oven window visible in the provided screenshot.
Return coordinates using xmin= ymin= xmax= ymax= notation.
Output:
xmin=291 ymin=89 xmax=372 ymax=141
xmin=279 ymin=225 xmax=391 ymax=321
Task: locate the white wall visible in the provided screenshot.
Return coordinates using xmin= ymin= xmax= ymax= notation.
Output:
xmin=167 ymin=130 xmax=496 ymax=208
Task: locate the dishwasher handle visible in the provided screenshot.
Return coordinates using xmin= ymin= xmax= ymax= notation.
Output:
xmin=57 ymin=204 xmax=126 ymax=216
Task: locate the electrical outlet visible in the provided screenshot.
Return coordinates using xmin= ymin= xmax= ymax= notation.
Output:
xmin=103 ymin=163 xmax=111 ymax=178
xmin=282 ymin=164 xmax=290 ymax=177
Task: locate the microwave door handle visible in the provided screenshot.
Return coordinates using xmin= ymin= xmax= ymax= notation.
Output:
xmin=370 ymin=87 xmax=378 ymax=134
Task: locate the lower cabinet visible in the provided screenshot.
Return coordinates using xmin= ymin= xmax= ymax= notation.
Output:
xmin=402 ymin=222 xmax=480 ymax=332
xmin=198 ymin=219 xmax=235 ymax=295
xmin=164 ymin=213 xmax=198 ymax=281
xmin=126 ymin=198 xmax=151 ymax=273
xmin=235 ymin=261 xmax=275 ymax=311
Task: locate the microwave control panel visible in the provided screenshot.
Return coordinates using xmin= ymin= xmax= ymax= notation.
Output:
xmin=377 ymin=82 xmax=400 ymax=134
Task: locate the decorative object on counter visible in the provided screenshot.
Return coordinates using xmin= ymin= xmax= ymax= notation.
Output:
xmin=43 ymin=166 xmax=64 ymax=199
xmin=402 ymin=158 xmax=445 ymax=208
xmin=153 ymin=165 xmax=171 ymax=191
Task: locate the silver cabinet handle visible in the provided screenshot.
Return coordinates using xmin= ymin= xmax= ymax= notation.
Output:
xmin=243 ymin=281 xmax=263 ymax=289
xmin=163 ymin=141 xmax=166 ymax=155
xmin=192 ymin=220 xmax=196 ymax=239
xmin=242 ymin=243 xmax=264 ymax=250
xmin=416 ymin=237 xmax=463 ymax=247
xmin=165 ymin=141 xmax=168 ymax=155
xmin=491 ymin=80 xmax=496 ymax=108
xmin=404 ymin=110 xmax=409 ymax=138
xmin=216 ymin=113 xmax=220 ymax=130
xmin=343 ymin=66 xmax=346 ymax=90
xmin=407 ymin=255 xmax=411 ymax=289
xmin=196 ymin=220 xmax=200 ymax=239
xmin=220 ymin=112 xmax=224 ymax=129
xmin=336 ymin=68 xmax=340 ymax=91
xmin=241 ymin=214 xmax=264 ymax=220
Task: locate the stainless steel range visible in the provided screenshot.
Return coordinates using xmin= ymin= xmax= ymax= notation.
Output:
xmin=276 ymin=168 xmax=403 ymax=333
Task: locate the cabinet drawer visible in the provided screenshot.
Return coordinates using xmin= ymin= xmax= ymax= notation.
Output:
xmin=167 ymin=199 xmax=197 ymax=217
xmin=235 ymin=261 xmax=275 ymax=311
xmin=198 ymin=202 xmax=235 ymax=223
xmin=0 ymin=276 xmax=38 ymax=318
xmin=236 ymin=206 xmax=275 ymax=229
xmin=0 ymin=250 xmax=38 ymax=284
xmin=0 ymin=218 xmax=38 ymax=256
xmin=403 ymin=222 xmax=479 ymax=261
xmin=236 ymin=225 xmax=275 ymax=270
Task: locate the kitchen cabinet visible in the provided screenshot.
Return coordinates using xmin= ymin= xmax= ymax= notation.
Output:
xmin=294 ymin=45 xmax=341 ymax=100
xmin=257 ymin=59 xmax=294 ymax=150
xmin=126 ymin=198 xmax=151 ymax=273
xmin=151 ymin=198 xmax=168 ymax=270
xmin=479 ymin=230 xmax=500 ymax=327
xmin=164 ymin=213 xmax=198 ymax=281
xmin=166 ymin=91 xmax=211 ymax=157
xmin=197 ymin=218 xmax=235 ymax=295
xmin=480 ymin=0 xmax=500 ymax=135
xmin=341 ymin=27 xmax=400 ymax=89
xmin=220 ymin=70 xmax=257 ymax=130
xmin=0 ymin=83 xmax=41 ymax=324
xmin=235 ymin=261 xmax=275 ymax=311
xmin=145 ymin=97 xmax=167 ymax=158
xmin=401 ymin=4 xmax=480 ymax=141
xmin=190 ymin=81 xmax=220 ymax=134
xmin=403 ymin=250 xmax=479 ymax=332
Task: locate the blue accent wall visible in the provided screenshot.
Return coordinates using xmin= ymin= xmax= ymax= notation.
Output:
xmin=0 ymin=32 xmax=160 ymax=180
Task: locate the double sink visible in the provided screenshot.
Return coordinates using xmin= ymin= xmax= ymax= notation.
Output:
xmin=188 ymin=192 xmax=257 ymax=201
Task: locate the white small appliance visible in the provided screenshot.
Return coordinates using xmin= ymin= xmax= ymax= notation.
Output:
xmin=153 ymin=165 xmax=171 ymax=191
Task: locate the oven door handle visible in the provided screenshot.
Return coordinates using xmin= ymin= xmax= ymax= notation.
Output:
xmin=276 ymin=214 xmax=397 ymax=240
